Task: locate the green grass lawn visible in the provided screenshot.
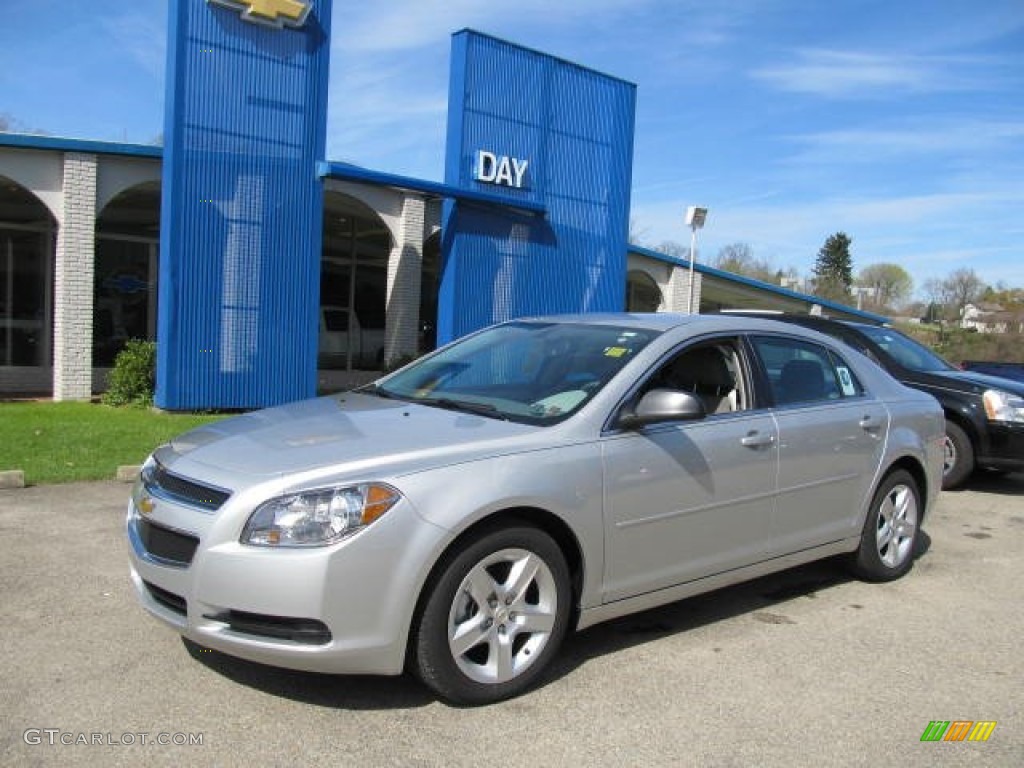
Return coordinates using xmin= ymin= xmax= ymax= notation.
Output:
xmin=0 ymin=402 xmax=228 ymax=486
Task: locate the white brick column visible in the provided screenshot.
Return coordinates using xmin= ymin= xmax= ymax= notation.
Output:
xmin=53 ymin=153 xmax=97 ymax=400
xmin=384 ymin=193 xmax=425 ymax=366
xmin=666 ymin=265 xmax=702 ymax=314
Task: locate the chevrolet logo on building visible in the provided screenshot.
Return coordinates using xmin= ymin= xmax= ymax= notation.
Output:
xmin=207 ymin=0 xmax=312 ymax=29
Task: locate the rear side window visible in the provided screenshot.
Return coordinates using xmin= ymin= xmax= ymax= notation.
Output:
xmin=751 ymin=336 xmax=863 ymax=405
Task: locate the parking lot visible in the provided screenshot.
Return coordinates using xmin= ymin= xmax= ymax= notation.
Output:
xmin=2 ymin=473 xmax=1021 ymax=767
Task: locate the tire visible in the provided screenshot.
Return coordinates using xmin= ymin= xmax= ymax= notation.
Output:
xmin=850 ymin=469 xmax=921 ymax=582
xmin=941 ymin=420 xmax=974 ymax=490
xmin=411 ymin=525 xmax=571 ymax=705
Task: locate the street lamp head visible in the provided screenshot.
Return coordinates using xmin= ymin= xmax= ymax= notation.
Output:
xmin=685 ymin=206 xmax=708 ymax=229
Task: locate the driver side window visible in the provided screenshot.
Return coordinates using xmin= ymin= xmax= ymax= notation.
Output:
xmin=647 ymin=340 xmax=748 ymax=415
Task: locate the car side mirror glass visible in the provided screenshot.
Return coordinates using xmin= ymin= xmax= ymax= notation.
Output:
xmin=618 ymin=388 xmax=706 ymax=429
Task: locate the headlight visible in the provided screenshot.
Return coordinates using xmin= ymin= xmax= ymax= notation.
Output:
xmin=131 ymin=455 xmax=158 ymax=516
xmin=983 ymin=389 xmax=1024 ymax=423
xmin=241 ymin=483 xmax=402 ymax=547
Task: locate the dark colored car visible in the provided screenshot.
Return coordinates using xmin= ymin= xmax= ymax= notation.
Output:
xmin=961 ymin=360 xmax=1024 ymax=384
xmin=728 ymin=313 xmax=1024 ymax=489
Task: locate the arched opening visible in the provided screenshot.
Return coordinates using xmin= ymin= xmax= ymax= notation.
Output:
xmin=626 ymin=269 xmax=662 ymax=313
xmin=0 ymin=176 xmax=55 ymax=369
xmin=94 ymin=181 xmax=161 ymax=366
xmin=320 ymin=191 xmax=391 ymax=370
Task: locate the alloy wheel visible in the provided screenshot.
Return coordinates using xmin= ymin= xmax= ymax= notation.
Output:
xmin=447 ymin=547 xmax=559 ymax=685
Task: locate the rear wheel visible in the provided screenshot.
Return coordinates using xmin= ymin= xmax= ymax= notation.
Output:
xmin=941 ymin=420 xmax=974 ymax=490
xmin=412 ymin=525 xmax=571 ymax=705
xmin=850 ymin=469 xmax=920 ymax=582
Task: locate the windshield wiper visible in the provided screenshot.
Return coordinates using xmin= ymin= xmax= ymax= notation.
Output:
xmin=425 ymin=398 xmax=509 ymax=420
xmin=355 ymin=384 xmax=405 ymax=401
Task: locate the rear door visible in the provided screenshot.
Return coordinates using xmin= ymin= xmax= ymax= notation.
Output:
xmin=749 ymin=334 xmax=888 ymax=554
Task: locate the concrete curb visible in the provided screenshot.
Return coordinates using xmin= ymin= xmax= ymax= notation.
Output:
xmin=0 ymin=466 xmax=141 ymax=489
xmin=116 ymin=465 xmax=141 ymax=483
xmin=0 ymin=470 xmax=26 ymax=489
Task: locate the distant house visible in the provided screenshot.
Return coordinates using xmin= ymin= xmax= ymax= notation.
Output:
xmin=961 ymin=303 xmax=1024 ymax=334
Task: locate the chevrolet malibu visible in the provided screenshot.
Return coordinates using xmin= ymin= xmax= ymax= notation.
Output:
xmin=128 ymin=314 xmax=944 ymax=704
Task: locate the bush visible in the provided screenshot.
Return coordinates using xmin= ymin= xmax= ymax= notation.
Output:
xmin=102 ymin=339 xmax=157 ymax=407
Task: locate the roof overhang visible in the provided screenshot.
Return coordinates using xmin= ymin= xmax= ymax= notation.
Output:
xmin=317 ymin=161 xmax=546 ymax=218
xmin=630 ymin=244 xmax=890 ymax=324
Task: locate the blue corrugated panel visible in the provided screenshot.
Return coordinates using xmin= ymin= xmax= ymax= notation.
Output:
xmin=156 ymin=0 xmax=332 ymax=410
xmin=438 ymin=30 xmax=636 ymax=344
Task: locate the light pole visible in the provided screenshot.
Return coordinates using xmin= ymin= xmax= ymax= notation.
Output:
xmin=684 ymin=206 xmax=708 ymax=314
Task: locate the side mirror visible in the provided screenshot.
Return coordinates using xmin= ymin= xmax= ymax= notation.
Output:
xmin=617 ymin=388 xmax=706 ymax=429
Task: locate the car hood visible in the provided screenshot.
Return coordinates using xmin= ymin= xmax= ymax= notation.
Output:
xmin=156 ymin=393 xmax=545 ymax=488
xmin=908 ymin=368 xmax=1024 ymax=396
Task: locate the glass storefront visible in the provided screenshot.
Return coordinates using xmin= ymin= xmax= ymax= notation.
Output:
xmin=0 ymin=178 xmax=54 ymax=369
xmin=1 ymin=226 xmax=52 ymax=367
xmin=420 ymin=232 xmax=440 ymax=355
xmin=93 ymin=183 xmax=160 ymax=366
xmin=626 ymin=270 xmax=662 ymax=312
xmin=320 ymin=191 xmax=390 ymax=370
xmin=92 ymin=238 xmax=157 ymax=366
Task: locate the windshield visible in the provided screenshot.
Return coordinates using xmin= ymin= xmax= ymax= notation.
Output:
xmin=370 ymin=321 xmax=660 ymax=424
xmin=855 ymin=325 xmax=955 ymax=373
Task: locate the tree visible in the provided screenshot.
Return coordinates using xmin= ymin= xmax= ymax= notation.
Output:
xmin=654 ymin=240 xmax=690 ymax=259
xmin=628 ymin=217 xmax=649 ymax=246
xmin=0 ymin=113 xmax=47 ymax=136
xmin=712 ymin=242 xmax=777 ymax=283
xmin=944 ymin=268 xmax=986 ymax=313
xmin=813 ymin=232 xmax=854 ymax=302
xmin=857 ymin=263 xmax=913 ymax=310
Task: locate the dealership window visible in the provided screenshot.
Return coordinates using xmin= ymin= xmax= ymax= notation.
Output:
xmin=420 ymin=231 xmax=440 ymax=354
xmin=0 ymin=178 xmax=54 ymax=367
xmin=626 ymin=270 xmax=662 ymax=312
xmin=320 ymin=191 xmax=390 ymax=370
xmin=93 ymin=182 xmax=160 ymax=366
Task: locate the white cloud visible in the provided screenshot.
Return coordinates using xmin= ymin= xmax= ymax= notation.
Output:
xmin=100 ymin=11 xmax=165 ymax=78
xmin=751 ymin=49 xmax=1001 ymax=98
xmin=332 ymin=0 xmax=658 ymax=54
xmin=787 ymin=120 xmax=1024 ymax=161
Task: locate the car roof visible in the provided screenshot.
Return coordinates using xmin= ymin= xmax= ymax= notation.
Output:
xmin=518 ymin=312 xmax=842 ymax=337
xmin=717 ymin=311 xmax=881 ymax=333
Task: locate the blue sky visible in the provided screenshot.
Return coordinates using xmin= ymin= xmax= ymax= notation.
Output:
xmin=3 ymin=0 xmax=1023 ymax=296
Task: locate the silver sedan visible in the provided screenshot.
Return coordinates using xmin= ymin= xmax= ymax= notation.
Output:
xmin=128 ymin=314 xmax=945 ymax=704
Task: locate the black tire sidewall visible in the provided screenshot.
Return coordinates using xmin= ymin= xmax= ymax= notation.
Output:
xmin=853 ymin=469 xmax=920 ymax=582
xmin=413 ymin=525 xmax=571 ymax=705
xmin=942 ymin=420 xmax=974 ymax=490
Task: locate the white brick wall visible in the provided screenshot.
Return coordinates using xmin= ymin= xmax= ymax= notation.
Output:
xmin=384 ymin=194 xmax=425 ymax=366
xmin=666 ymin=266 xmax=702 ymax=314
xmin=53 ymin=153 xmax=97 ymax=400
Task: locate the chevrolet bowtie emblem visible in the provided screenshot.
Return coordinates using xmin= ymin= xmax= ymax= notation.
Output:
xmin=207 ymin=0 xmax=312 ymax=29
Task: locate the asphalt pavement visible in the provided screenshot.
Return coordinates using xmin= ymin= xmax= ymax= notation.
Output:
xmin=1 ymin=473 xmax=1021 ymax=767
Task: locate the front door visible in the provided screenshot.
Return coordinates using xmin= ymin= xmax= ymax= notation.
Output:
xmin=601 ymin=338 xmax=779 ymax=602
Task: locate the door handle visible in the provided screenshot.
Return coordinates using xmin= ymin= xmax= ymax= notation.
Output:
xmin=859 ymin=415 xmax=882 ymax=431
xmin=741 ymin=431 xmax=775 ymax=448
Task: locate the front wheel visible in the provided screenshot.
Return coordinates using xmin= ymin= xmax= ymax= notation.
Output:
xmin=850 ymin=469 xmax=921 ymax=582
xmin=941 ymin=420 xmax=974 ymax=490
xmin=411 ymin=525 xmax=571 ymax=705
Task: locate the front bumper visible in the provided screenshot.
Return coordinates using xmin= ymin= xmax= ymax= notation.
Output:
xmin=979 ymin=421 xmax=1024 ymax=472
xmin=127 ymin=491 xmax=449 ymax=675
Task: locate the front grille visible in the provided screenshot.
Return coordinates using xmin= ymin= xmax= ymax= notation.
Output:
xmin=204 ymin=610 xmax=332 ymax=645
xmin=150 ymin=462 xmax=230 ymax=511
xmin=137 ymin=518 xmax=199 ymax=566
xmin=143 ymin=580 xmax=187 ymax=616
